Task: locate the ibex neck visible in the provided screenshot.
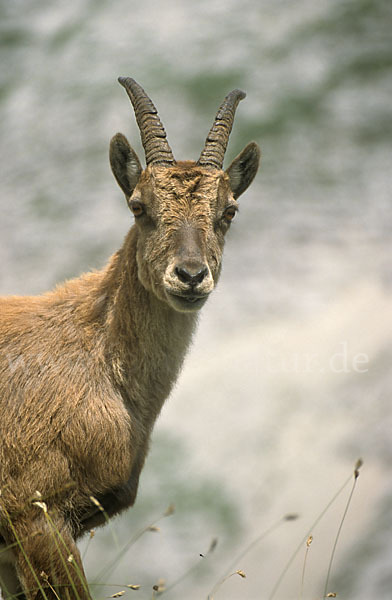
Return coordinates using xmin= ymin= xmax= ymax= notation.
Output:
xmin=100 ymin=227 xmax=198 ymax=420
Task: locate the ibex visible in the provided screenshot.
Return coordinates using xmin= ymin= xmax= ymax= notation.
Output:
xmin=0 ymin=77 xmax=260 ymax=599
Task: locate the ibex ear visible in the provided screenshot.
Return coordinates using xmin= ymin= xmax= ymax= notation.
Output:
xmin=110 ymin=133 xmax=142 ymax=199
xmin=226 ymin=142 xmax=260 ymax=199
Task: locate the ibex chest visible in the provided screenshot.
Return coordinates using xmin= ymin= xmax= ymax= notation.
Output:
xmin=58 ymin=387 xmax=134 ymax=496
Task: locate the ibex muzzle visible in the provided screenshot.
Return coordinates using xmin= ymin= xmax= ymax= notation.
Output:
xmin=163 ymin=222 xmax=214 ymax=310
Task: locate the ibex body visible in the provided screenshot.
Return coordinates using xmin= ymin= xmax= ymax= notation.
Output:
xmin=0 ymin=78 xmax=260 ymax=599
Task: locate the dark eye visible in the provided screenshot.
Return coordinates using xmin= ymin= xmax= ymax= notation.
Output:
xmin=129 ymin=200 xmax=145 ymax=217
xmin=223 ymin=206 xmax=237 ymax=223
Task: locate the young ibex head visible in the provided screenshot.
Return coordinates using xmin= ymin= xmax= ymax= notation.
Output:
xmin=110 ymin=78 xmax=260 ymax=312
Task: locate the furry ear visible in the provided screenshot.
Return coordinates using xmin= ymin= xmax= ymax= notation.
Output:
xmin=109 ymin=133 xmax=142 ymax=199
xmin=226 ymin=142 xmax=260 ymax=199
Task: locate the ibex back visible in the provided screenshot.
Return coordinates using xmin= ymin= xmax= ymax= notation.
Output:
xmin=0 ymin=77 xmax=260 ymax=599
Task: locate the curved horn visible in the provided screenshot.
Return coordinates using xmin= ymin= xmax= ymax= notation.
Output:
xmin=197 ymin=89 xmax=246 ymax=170
xmin=118 ymin=77 xmax=175 ymax=166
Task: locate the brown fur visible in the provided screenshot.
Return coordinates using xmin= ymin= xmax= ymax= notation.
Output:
xmin=0 ymin=92 xmax=260 ymax=599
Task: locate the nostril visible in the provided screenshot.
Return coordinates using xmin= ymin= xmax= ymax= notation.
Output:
xmin=175 ymin=266 xmax=208 ymax=286
xmin=193 ymin=266 xmax=208 ymax=284
xmin=175 ymin=267 xmax=192 ymax=284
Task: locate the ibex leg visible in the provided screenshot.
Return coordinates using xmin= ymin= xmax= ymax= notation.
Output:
xmin=0 ymin=541 xmax=25 ymax=599
xmin=9 ymin=514 xmax=91 ymax=600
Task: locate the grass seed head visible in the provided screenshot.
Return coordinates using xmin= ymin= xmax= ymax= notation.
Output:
xmin=90 ymin=496 xmax=105 ymax=512
xmin=33 ymin=501 xmax=48 ymax=513
xmin=164 ymin=503 xmax=175 ymax=517
xmin=354 ymin=458 xmax=363 ymax=479
xmin=152 ymin=579 xmax=165 ymax=593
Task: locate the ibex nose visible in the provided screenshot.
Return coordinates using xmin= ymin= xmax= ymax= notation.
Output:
xmin=175 ymin=265 xmax=209 ymax=287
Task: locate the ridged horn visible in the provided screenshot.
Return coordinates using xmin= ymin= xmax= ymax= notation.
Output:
xmin=118 ymin=77 xmax=175 ymax=166
xmin=197 ymin=89 xmax=246 ymax=170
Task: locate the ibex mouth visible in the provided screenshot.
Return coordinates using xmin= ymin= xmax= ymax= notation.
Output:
xmin=166 ymin=291 xmax=209 ymax=312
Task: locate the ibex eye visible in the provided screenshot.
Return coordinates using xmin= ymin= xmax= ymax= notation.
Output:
xmin=223 ymin=206 xmax=237 ymax=222
xmin=130 ymin=201 xmax=144 ymax=217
